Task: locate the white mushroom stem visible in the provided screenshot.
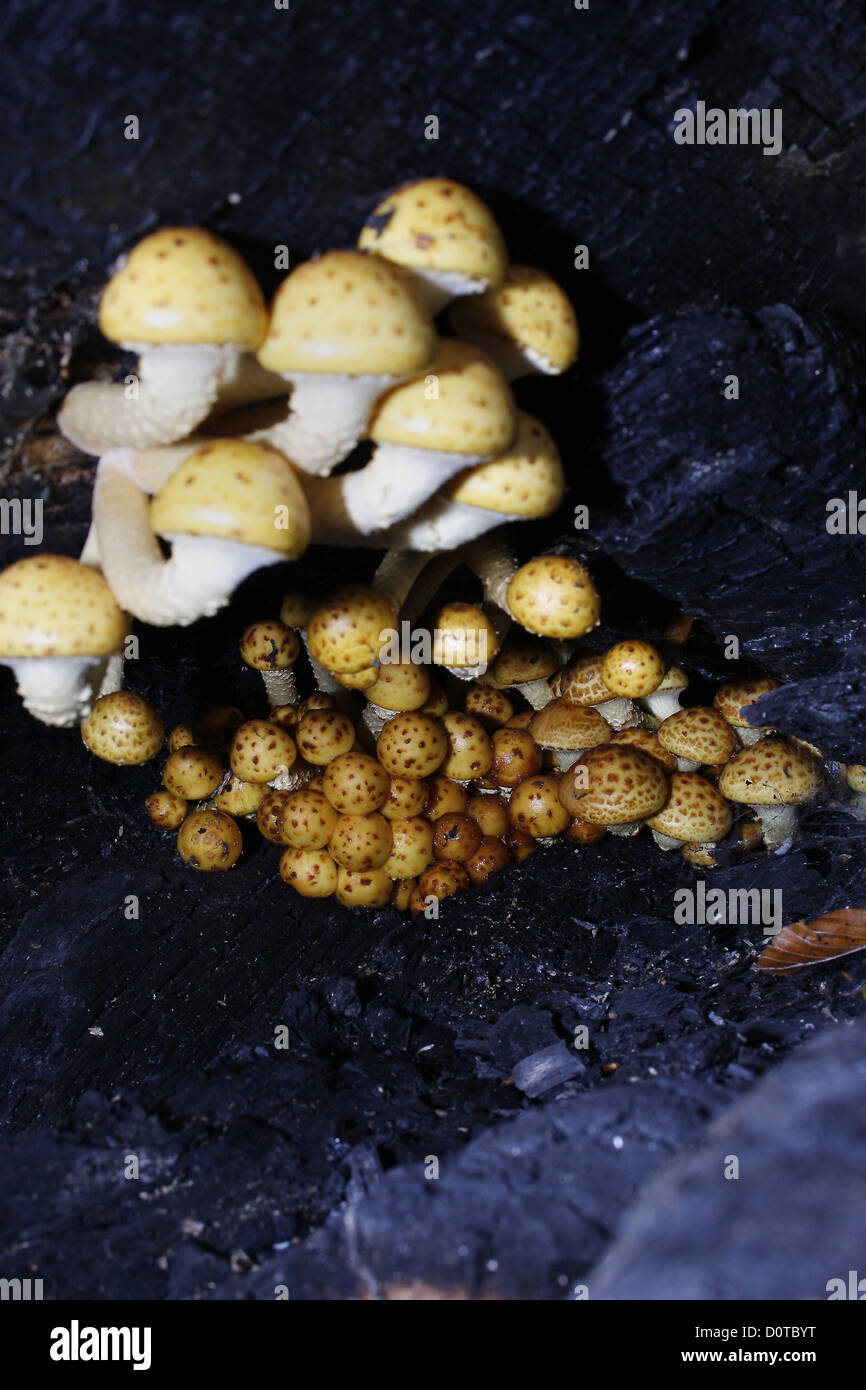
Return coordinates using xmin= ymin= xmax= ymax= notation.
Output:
xmin=516 ymin=679 xmax=553 ymax=711
xmin=97 ymin=652 xmax=125 ymax=698
xmin=404 ymin=269 xmax=488 ymax=315
xmin=260 ymin=669 xmax=299 ymax=708
xmin=296 ymin=630 xmax=356 ymax=717
xmin=301 ymin=444 xmax=490 ymax=539
xmin=2 ymin=655 xmax=106 ymax=727
xmin=651 ymin=830 xmax=684 ymax=851
xmin=360 ymin=702 xmax=394 ymax=742
xmin=676 ymin=756 xmax=702 ymax=772
xmin=373 ymin=550 xmax=440 ymax=611
xmin=606 ymin=820 xmax=645 ymax=838
xmin=640 ymin=688 xmax=685 ymax=722
xmin=59 ymin=344 xmax=285 ymax=455
xmin=548 ymin=748 xmax=591 ymax=773
xmin=256 ymin=373 xmax=399 ymax=477
xmin=751 ymin=802 xmax=799 ymax=854
xmin=366 ymin=494 xmax=516 ymax=551
xmin=595 ymin=697 xmax=641 ymax=730
xmin=465 ymin=538 xmax=518 ymax=611
xmin=736 ymin=726 xmax=765 ymax=746
xmin=449 ymin=328 xmax=559 ymax=382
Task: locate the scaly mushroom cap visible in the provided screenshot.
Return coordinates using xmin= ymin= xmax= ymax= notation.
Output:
xmin=364 ymin=659 xmax=431 ymax=712
xmin=383 ymin=816 xmax=435 ymax=879
xmin=424 ymin=773 xmax=468 ymax=820
xmin=601 ymin=641 xmax=665 ymax=698
xmin=177 ymin=809 xmax=243 ymax=870
xmin=646 ymin=772 xmax=733 ymax=843
xmin=358 ymin=178 xmax=508 ymax=285
xmin=368 ymin=341 xmax=516 ymax=456
xmin=258 ymin=250 xmax=434 ymax=376
xmin=508 ymin=775 xmax=571 ymax=837
xmin=329 ymin=813 xmax=393 ymax=871
xmin=432 ymin=601 xmax=500 ymax=669
xmin=295 ymin=710 xmax=356 ymax=765
xmin=442 ymin=412 xmax=565 ymax=517
xmin=383 ymin=775 xmax=430 ymax=820
xmin=718 ymin=738 xmax=823 ymax=806
xmin=278 ymin=788 xmax=339 ymax=850
xmin=81 ymin=692 xmax=164 ymax=765
xmin=484 ymin=634 xmax=560 ymax=689
xmin=466 ymin=836 xmax=511 ymax=883
xmin=256 ymin=790 xmax=294 ymax=843
xmin=529 ymin=699 xmax=611 ymax=753
xmin=150 ymin=439 xmax=310 ymax=556
xmin=489 ymin=727 xmax=542 ymax=787
xmin=229 ymin=719 xmax=297 ymax=783
xmin=713 ymin=676 xmax=781 ymax=728
xmin=658 ymin=707 xmax=737 ymax=765
xmin=323 ymin=752 xmax=390 ymax=815
xmin=163 ymin=748 xmax=224 ymax=799
xmin=506 ymin=555 xmax=601 ymax=639
xmin=559 ymin=745 xmax=669 ymax=825
xmin=336 ymin=867 xmax=393 ymax=908
xmin=0 ymin=555 xmax=128 ymax=658
xmin=279 ymin=592 xmax=315 ymax=629
xmin=441 ymin=711 xmax=495 ymax=781
xmin=549 ymin=653 xmax=613 ymax=705
xmin=99 ymin=227 xmax=268 ymax=349
xmin=214 ymin=776 xmax=266 ymax=818
xmin=280 ymin=846 xmax=340 ymax=898
xmin=656 ymin=665 xmax=689 ymax=695
xmin=845 ymin=764 xmax=866 ymax=794
xmin=240 ymin=620 xmax=300 ymax=673
xmin=432 ymin=812 xmax=482 ymax=862
xmin=307 ymin=586 xmax=398 ymax=675
xmin=610 ymin=727 xmax=677 ymax=771
xmin=464 ymin=686 xmax=514 ymax=729
xmin=450 ymin=266 xmax=579 ymax=373
xmin=377 ymin=711 xmax=449 ymax=779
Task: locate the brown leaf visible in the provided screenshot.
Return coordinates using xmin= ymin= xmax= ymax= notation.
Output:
xmin=757 ymin=909 xmax=866 ymax=974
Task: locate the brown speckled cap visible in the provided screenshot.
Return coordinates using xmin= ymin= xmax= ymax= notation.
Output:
xmin=229 ymin=718 xmax=297 ymax=784
xmin=377 ymin=712 xmax=448 ymax=779
xmin=713 ymin=676 xmax=780 ymax=728
xmin=383 ymin=816 xmax=435 ymax=879
xmin=549 ymin=652 xmax=614 ymax=706
xmin=277 ymin=789 xmax=339 ymax=850
xmin=0 ymin=555 xmax=128 ymax=658
xmin=240 ymin=620 xmax=300 ymax=672
xmin=658 ymin=707 xmax=737 ymax=765
xmin=451 ymin=266 xmax=578 ymax=373
xmin=506 ymin=555 xmax=601 ymax=640
xmin=443 ymin=412 xmax=565 ymax=517
xmin=358 ymin=178 xmax=508 ymax=285
xmin=484 ymin=634 xmax=559 ymax=689
xmin=369 ymin=340 xmax=516 ymax=456
xmin=529 ymin=699 xmax=611 ymax=752
xmin=610 ymin=727 xmax=677 ymax=772
xmin=307 ymin=585 xmax=398 ymax=675
xmin=432 ymin=601 xmax=500 ymax=669
xmin=177 ymin=809 xmax=243 ymax=870
xmin=336 ymin=866 xmax=392 ymax=908
xmin=601 ymin=641 xmax=665 ymax=698
xmin=508 ymin=775 xmax=571 ymax=837
xmin=329 ymin=813 xmax=393 ymax=871
xmin=845 ymin=764 xmax=866 ymax=794
xmin=323 ymin=752 xmax=390 ymax=815
xmin=646 ymin=771 xmax=732 ymax=842
xmin=718 ymin=738 xmax=823 ymax=805
xmin=559 ymin=745 xmax=669 ymax=825
xmin=81 ymin=691 xmax=164 ymax=765
xmin=280 ymin=846 xmax=339 ymax=898
xmin=441 ymin=711 xmax=495 ymax=781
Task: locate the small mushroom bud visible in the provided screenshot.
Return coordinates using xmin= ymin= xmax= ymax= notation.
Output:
xmin=307 ymin=585 xmax=398 ymax=676
xmin=506 ymin=555 xmax=600 ymax=640
xmin=843 ymin=764 xmax=866 ymax=819
xmin=566 ymin=818 xmax=607 ymax=845
xmin=279 ymin=846 xmax=339 ymax=898
xmin=336 ymin=666 xmax=378 ymax=691
xmin=256 ymin=790 xmax=296 ymax=844
xmin=277 ymin=788 xmax=340 ymax=850
xmin=506 ymin=711 xmax=535 ymax=731
xmin=329 ymin=813 xmax=393 ymax=871
xmin=377 ymin=711 xmax=449 ymax=779
xmin=464 ymin=685 xmax=515 ymax=730
xmin=465 ymin=836 xmax=511 ymax=883
xmin=551 ymin=652 xmax=639 ymax=730
xmin=440 ymin=711 xmax=494 ymax=783
xmin=168 ymin=722 xmax=197 ymax=752
xmin=280 ymin=592 xmax=315 ymax=630
xmin=529 ymin=699 xmax=611 ymax=771
xmin=214 ymin=775 xmax=266 ymax=818
xmin=361 ymin=659 xmax=432 ymax=741
xmin=483 ymin=633 xmax=561 ymax=712
xmin=601 ymin=641 xmax=665 ymax=699
xmin=163 ymin=747 xmax=225 ymax=800
xmin=177 ymin=809 xmax=243 ymax=870
xmin=229 ymin=719 xmax=297 ymax=786
xmin=295 ymin=709 xmax=356 ymax=766
xmin=81 ymin=692 xmax=164 ymax=765
xmin=323 ymin=751 xmax=390 ymax=815
xmin=504 ymin=828 xmax=537 ymax=861
xmin=713 ymin=676 xmax=781 ymax=745
xmin=432 ymin=601 xmax=501 ymax=680
xmin=269 ymin=705 xmax=299 ymax=731
xmin=424 ymin=774 xmax=468 ymax=821
xmin=297 ymin=691 xmax=338 ymax=719
xmin=465 ymin=794 xmax=509 ymax=838
xmin=433 ymin=812 xmax=483 ymax=862
xmin=383 ymin=776 xmax=430 ymax=821
xmin=657 ymin=707 xmax=738 ymax=772
xmin=382 ymin=817 xmax=435 ymax=879
xmin=145 ymin=789 xmax=187 ymax=830
xmin=489 ymin=727 xmax=542 ymax=788
xmin=336 ymin=867 xmax=392 ymax=909
xmin=390 ymin=878 xmax=417 ymax=912
xmin=194 ymin=704 xmax=244 ymax=750
xmin=240 ymin=620 xmax=301 ymax=708
xmin=417 ymin=861 xmax=470 ymax=903
xmin=508 ymin=775 xmax=571 ymax=839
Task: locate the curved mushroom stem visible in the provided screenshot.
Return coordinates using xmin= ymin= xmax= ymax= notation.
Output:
xmin=516 ymin=678 xmax=554 ymax=711
xmin=737 ymin=726 xmax=766 ymax=747
xmin=464 ymin=538 xmax=518 ymax=611
xmin=96 ymin=651 xmax=126 ymax=698
xmin=640 ymin=688 xmax=685 ymax=722
xmin=254 ymin=373 xmax=398 ymax=477
xmin=676 ymin=756 xmax=702 ymax=772
xmin=59 ymin=345 xmax=285 ymax=455
xmin=2 ymin=655 xmax=104 ymax=726
xmin=752 ymin=802 xmax=799 ymax=854
xmin=301 ymin=445 xmax=489 ymax=539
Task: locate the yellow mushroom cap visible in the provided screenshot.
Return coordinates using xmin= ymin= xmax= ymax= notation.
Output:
xmin=382 ymin=816 xmax=435 ymax=880
xmin=0 ymin=555 xmax=128 ymax=658
xmin=307 ymin=586 xmax=398 ymax=675
xmin=99 ymin=227 xmax=267 ymax=349
xmin=713 ymin=676 xmax=781 ymax=728
xmin=656 ymin=665 xmax=689 ymax=695
xmin=239 ymin=620 xmax=300 ymax=672
xmin=451 ymin=266 xmax=579 ymax=373
xmin=257 ymin=250 xmax=434 ymax=376
xmin=368 ymin=340 xmax=516 ymax=456
xmin=358 ymin=177 xmax=508 ymax=286
xmin=657 ymin=707 xmax=737 ymax=765
xmin=845 ymin=764 xmax=866 ymax=794
xmin=601 ymin=641 xmax=665 ymax=698
xmin=718 ymin=738 xmax=823 ymax=806
xmin=646 ymin=772 xmax=733 ymax=843
xmin=150 ymin=440 xmax=310 ymax=556
xmin=336 ymin=867 xmax=392 ymax=908
xmin=529 ymin=699 xmax=611 ymax=752
xmin=506 ymin=555 xmax=601 ymax=640
xmin=364 ymin=659 xmax=431 ymax=712
xmin=485 ymin=634 xmax=560 ymax=689
xmin=376 ymin=711 xmax=449 ymax=779
xmin=610 ymin=727 xmax=678 ymax=772
xmin=80 ymin=691 xmax=164 ymax=765
xmin=431 ymin=601 xmax=500 ymax=669
xmin=559 ymin=745 xmax=669 ymax=824
xmin=549 ymin=653 xmax=614 ymax=706
xmin=442 ymin=412 xmax=565 ymax=517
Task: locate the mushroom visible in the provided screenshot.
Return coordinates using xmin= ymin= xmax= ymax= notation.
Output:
xmin=280 ymin=847 xmax=339 ymax=899
xmin=504 ymin=828 xmax=537 ymax=862
xmin=256 ymin=790 xmax=296 ymax=844
xmin=566 ymin=819 xmax=607 ymax=845
xmin=358 ymin=177 xmax=508 ymax=313
xmin=465 ymin=793 xmax=510 ymax=838
xmin=529 ymin=699 xmax=611 ymax=771
xmin=306 ymin=585 xmax=398 ymax=681
xmin=360 ymin=658 xmax=431 ymax=742
xmin=463 ymin=686 xmax=514 ymax=731
xmin=214 ymin=776 xmax=267 ymax=819
xmin=177 ymin=809 xmax=243 ymax=871
xmin=718 ymin=738 xmax=823 ymax=853
xmin=440 ymin=711 xmax=494 ymax=784
xmin=145 ymin=790 xmax=187 ymax=831
xmin=431 ymin=601 xmax=502 ymax=681
xmin=713 ymin=676 xmax=781 ymax=745
xmin=550 ymin=652 xmax=640 ymax=731
xmin=482 ymin=634 xmax=561 ymax=711
xmin=390 ymin=879 xmax=417 ymax=912
xmin=508 ymin=775 xmax=571 ymax=841
xmin=162 ymin=747 xmax=225 ymax=800
xmin=229 ymin=718 xmax=298 ymax=789
xmin=424 ymin=774 xmax=468 ymax=821
xmin=657 ymin=707 xmax=738 ymax=772
xmin=168 ymin=722 xmax=197 ymax=752
xmin=645 ymin=772 xmax=733 ymax=854
xmin=0 ymin=555 xmax=129 ymax=727
xmin=322 ymin=752 xmax=390 ymax=816
xmin=382 ymin=775 xmax=430 ymax=821
xmin=277 ymin=788 xmax=340 ymax=850
xmin=506 ymin=555 xmax=601 ymax=640
xmin=336 ymin=868 xmax=393 ymax=909
xmin=600 ymin=641 xmax=666 ymax=703
xmin=432 ymin=812 xmax=483 ymax=863
xmin=843 ymin=764 xmax=866 ymax=819
xmin=450 ymin=266 xmax=579 ymax=379
xmin=415 ymin=861 xmax=470 ymax=906
xmin=609 ymin=727 xmax=677 ymax=772
xmin=92 ymin=438 xmax=310 ymax=626
xmin=376 ymin=712 xmax=449 ymax=780
xmin=194 ymin=704 xmax=244 ymax=750
xmin=58 ymin=228 xmax=283 ymax=454
xmin=300 ymin=341 xmax=516 ymax=539
xmin=294 ymin=709 xmax=357 ymax=766
xmin=240 ymin=620 xmax=301 ymax=708
xmin=640 ymin=665 xmax=689 ymax=725
xmin=255 ymin=250 xmax=435 ymax=476
xmin=465 ymin=837 xmax=511 ymax=884
xmin=559 ymin=745 xmax=669 ymax=837
xmin=329 ymin=813 xmax=393 ymax=872
xmin=81 ymin=691 xmax=164 ymax=765
xmin=382 ymin=817 xmax=435 ymax=880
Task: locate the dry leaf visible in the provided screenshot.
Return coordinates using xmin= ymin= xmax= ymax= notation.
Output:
xmin=757 ymin=909 xmax=866 ymax=974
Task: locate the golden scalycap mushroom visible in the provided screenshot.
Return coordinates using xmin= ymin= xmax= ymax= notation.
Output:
xmin=508 ymin=776 xmax=571 ymax=838
xmin=0 ymin=555 xmax=128 ymax=660
xmin=529 ymin=700 xmax=611 ymax=758
xmin=383 ymin=775 xmax=430 ymax=821
xmin=506 ymin=555 xmax=600 ymax=640
xmin=487 ymin=634 xmax=560 ymax=690
xmin=642 ymin=665 xmax=689 ymax=722
xmin=432 ymin=812 xmax=482 ymax=862
xmin=845 ymin=765 xmax=866 ymax=794
xmin=215 ymin=775 xmax=266 ymax=818
xmin=390 ymin=878 xmax=417 ymax=912
xmin=601 ymin=641 xmax=665 ymax=698
xmin=718 ymin=738 xmax=822 ymax=806
xmin=81 ymin=692 xmax=164 ymax=765
xmin=465 ymin=793 xmax=509 ymax=837
xmin=417 ymin=861 xmax=470 ymax=903
xmin=442 ymin=412 xmax=565 ymax=517
xmin=358 ymin=178 xmax=508 ymax=290
xmin=369 ymin=340 xmax=516 ymax=458
xmin=99 ymin=227 xmax=268 ymax=349
xmin=258 ymin=249 xmax=434 ymax=376
xmin=168 ymin=722 xmax=196 ymax=752
xmin=177 ymin=809 xmax=243 ymax=870
xmin=145 ymin=789 xmax=187 ymax=830
xmin=295 ymin=709 xmax=356 ymax=765
xmin=229 ymin=719 xmax=297 ymax=784
xmin=364 ymin=659 xmax=431 ymax=712
xmin=382 ymin=817 xmax=435 ymax=879
xmin=550 ymin=653 xmax=614 ymax=706
xmin=150 ymin=439 xmax=310 ymax=558
xmin=377 ymin=711 xmax=448 ymax=779
xmin=336 ymin=666 xmax=379 ymax=691
xmin=162 ymin=747 xmax=224 ymax=799
xmin=336 ymin=867 xmax=392 ymax=909
xmin=464 ymin=686 xmax=514 ymax=730
xmin=323 ymin=752 xmax=390 ymax=815
xmin=307 ymin=586 xmax=397 ymax=675
xmin=440 ymin=711 xmax=494 ymax=781
xmin=610 ymin=726 xmax=677 ymax=772
xmin=658 ymin=707 xmax=737 ymax=769
xmin=278 ymin=788 xmax=339 ymax=849
xmin=240 ymin=620 xmax=300 ymax=672
xmin=559 ymin=745 xmax=668 ymax=825
xmin=424 ymin=773 xmax=467 ymax=821
xmin=432 ymin=601 xmax=500 ymax=670
xmin=713 ymin=676 xmax=780 ymax=735
xmin=256 ymin=790 xmax=295 ymax=844
xmin=279 ymin=592 xmax=315 ymax=630
xmin=329 ymin=813 xmax=393 ymax=871
xmin=465 ymin=836 xmax=511 ymax=883
xmin=450 ymin=266 xmax=579 ymax=375
xmin=646 ymin=772 xmax=732 ymax=845
xmin=280 ymin=846 xmax=339 ymax=898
